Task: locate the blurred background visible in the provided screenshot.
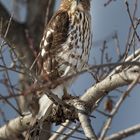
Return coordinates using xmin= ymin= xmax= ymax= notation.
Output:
xmin=0 ymin=0 xmax=140 ymax=139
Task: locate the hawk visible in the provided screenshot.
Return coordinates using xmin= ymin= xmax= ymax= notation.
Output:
xmin=37 ymin=0 xmax=91 ymax=119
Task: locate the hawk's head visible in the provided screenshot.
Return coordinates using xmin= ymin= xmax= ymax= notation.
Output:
xmin=60 ymin=0 xmax=90 ymax=12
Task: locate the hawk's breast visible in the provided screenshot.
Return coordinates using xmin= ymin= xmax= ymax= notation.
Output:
xmin=40 ymin=10 xmax=91 ymax=82
xmin=57 ymin=11 xmax=91 ymax=77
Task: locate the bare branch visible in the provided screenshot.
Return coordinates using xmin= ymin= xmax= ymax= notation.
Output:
xmin=99 ymin=75 xmax=140 ymax=140
xmin=0 ymin=114 xmax=32 ymax=140
xmin=0 ymin=52 xmax=140 ymax=139
xmin=75 ymin=101 xmax=97 ymax=140
xmin=81 ymin=65 xmax=140 ymax=108
xmin=104 ymin=124 xmax=140 ymax=140
xmin=49 ymin=120 xmax=70 ymax=140
xmin=60 ymin=123 xmax=81 ymax=140
xmin=125 ymin=0 xmax=140 ymax=42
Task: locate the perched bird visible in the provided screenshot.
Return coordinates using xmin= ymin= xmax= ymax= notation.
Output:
xmin=37 ymin=0 xmax=91 ymax=119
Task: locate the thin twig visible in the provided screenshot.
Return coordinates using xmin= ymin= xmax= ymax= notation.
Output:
xmin=125 ymin=0 xmax=140 ymax=42
xmin=99 ymin=75 xmax=140 ymax=140
xmin=0 ymin=94 xmax=22 ymax=115
xmin=104 ymin=124 xmax=140 ymax=140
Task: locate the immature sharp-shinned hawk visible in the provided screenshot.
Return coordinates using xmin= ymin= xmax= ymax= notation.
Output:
xmin=37 ymin=0 xmax=91 ymax=119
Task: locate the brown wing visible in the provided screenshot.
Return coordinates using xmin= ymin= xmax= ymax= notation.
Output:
xmin=40 ymin=10 xmax=70 ymax=81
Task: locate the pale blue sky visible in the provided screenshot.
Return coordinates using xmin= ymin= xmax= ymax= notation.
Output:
xmin=0 ymin=0 xmax=140 ymax=139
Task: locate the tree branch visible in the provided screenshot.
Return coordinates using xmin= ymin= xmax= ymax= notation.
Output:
xmin=0 ymin=51 xmax=140 ymax=139
xmin=81 ymin=65 xmax=140 ymax=108
xmin=99 ymin=76 xmax=140 ymax=140
xmin=49 ymin=120 xmax=70 ymax=140
xmin=75 ymin=101 xmax=97 ymax=140
xmin=104 ymin=124 xmax=140 ymax=140
xmin=0 ymin=114 xmax=32 ymax=140
xmin=57 ymin=51 xmax=140 ymax=139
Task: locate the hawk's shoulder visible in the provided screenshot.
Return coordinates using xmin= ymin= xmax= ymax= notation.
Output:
xmin=40 ymin=10 xmax=70 ymax=51
xmin=47 ymin=10 xmax=70 ymax=32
